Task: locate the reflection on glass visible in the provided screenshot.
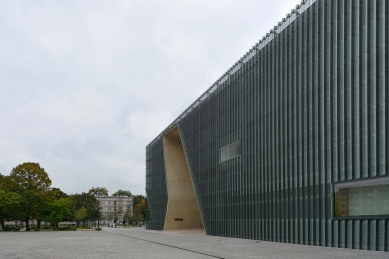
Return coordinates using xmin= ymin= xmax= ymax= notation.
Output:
xmin=334 ymin=176 xmax=389 ymax=216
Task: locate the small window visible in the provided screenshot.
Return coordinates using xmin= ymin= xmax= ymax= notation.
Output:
xmin=334 ymin=176 xmax=389 ymax=217
xmin=219 ymin=140 xmax=241 ymax=163
xmin=114 ymin=201 xmax=117 ymax=205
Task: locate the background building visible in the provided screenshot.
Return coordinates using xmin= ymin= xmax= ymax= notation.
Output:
xmin=146 ymin=0 xmax=389 ymax=251
xmin=96 ymin=196 xmax=133 ymax=224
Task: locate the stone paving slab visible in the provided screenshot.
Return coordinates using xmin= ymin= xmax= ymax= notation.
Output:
xmin=0 ymin=227 xmax=388 ymax=259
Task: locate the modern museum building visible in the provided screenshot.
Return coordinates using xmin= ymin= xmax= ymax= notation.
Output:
xmin=146 ymin=0 xmax=389 ymax=251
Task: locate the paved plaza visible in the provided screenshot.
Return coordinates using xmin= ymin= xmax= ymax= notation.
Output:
xmin=0 ymin=227 xmax=388 ymax=259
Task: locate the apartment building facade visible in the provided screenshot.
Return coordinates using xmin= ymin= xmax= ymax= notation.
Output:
xmin=96 ymin=196 xmax=133 ymax=224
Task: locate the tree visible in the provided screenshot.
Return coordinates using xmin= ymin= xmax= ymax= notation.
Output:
xmin=113 ymin=213 xmax=118 ymax=223
xmin=74 ymin=207 xmax=87 ymax=226
xmin=72 ymin=193 xmax=100 ymax=225
xmin=32 ymin=189 xmax=54 ymax=229
xmin=7 ymin=162 xmax=52 ymax=231
xmin=24 ymin=187 xmax=66 ymax=229
xmin=133 ymin=195 xmax=145 ymax=208
xmin=134 ymin=197 xmax=147 ymax=220
xmin=123 ymin=211 xmax=131 ymax=225
xmin=0 ymin=189 xmax=20 ymax=229
xmin=112 ymin=189 xmax=132 ymax=197
xmin=43 ymin=197 xmax=72 ymax=230
xmin=51 ymin=188 xmax=68 ymax=199
xmin=107 ymin=213 xmax=113 ymax=224
xmin=134 ymin=198 xmax=146 ymax=225
xmin=88 ymin=187 xmax=109 ymax=197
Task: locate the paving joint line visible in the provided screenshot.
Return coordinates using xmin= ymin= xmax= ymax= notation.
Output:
xmin=103 ymin=230 xmax=225 ymax=259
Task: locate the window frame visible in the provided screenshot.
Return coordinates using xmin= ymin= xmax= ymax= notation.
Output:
xmin=332 ymin=175 xmax=389 ymax=220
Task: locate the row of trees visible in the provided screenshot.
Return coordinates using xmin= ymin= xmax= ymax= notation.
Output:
xmin=0 ymin=162 xmax=147 ymax=230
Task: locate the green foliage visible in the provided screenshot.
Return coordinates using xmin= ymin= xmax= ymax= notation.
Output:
xmin=112 ymin=189 xmax=132 ymax=197
xmin=132 ymin=195 xmax=145 ymax=206
xmin=123 ymin=211 xmax=132 ymax=224
xmin=74 ymin=206 xmax=87 ymax=222
xmin=96 ymin=227 xmax=102 ymax=231
xmin=43 ymin=197 xmax=73 ymax=229
xmin=133 ymin=195 xmax=147 ymax=219
xmin=0 ymin=189 xmax=20 ymax=210
xmin=72 ymin=193 xmax=100 ymax=221
xmin=0 ymin=190 xmax=21 ymax=219
xmin=51 ymin=188 xmax=67 ymax=199
xmin=88 ymin=187 xmax=109 ymax=197
xmin=2 ymin=163 xmax=52 ymax=231
xmin=9 ymin=162 xmax=52 ymax=191
xmin=134 ymin=198 xmax=147 ymax=221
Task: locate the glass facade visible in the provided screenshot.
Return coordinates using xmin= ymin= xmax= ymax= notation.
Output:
xmin=146 ymin=0 xmax=389 ymax=251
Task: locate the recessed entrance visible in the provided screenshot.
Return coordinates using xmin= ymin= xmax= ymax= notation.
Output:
xmin=163 ymin=126 xmax=204 ymax=230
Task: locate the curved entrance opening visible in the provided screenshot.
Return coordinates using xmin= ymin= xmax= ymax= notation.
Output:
xmin=163 ymin=126 xmax=204 ymax=230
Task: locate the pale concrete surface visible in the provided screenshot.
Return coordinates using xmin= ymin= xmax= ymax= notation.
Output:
xmin=0 ymin=227 xmax=388 ymax=259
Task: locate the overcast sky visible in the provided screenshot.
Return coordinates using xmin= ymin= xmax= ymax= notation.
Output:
xmin=0 ymin=0 xmax=297 ymax=195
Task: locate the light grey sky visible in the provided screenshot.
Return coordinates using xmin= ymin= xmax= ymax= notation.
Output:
xmin=0 ymin=0 xmax=297 ymax=195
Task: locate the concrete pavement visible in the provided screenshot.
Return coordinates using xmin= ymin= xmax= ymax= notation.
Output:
xmin=0 ymin=227 xmax=387 ymax=258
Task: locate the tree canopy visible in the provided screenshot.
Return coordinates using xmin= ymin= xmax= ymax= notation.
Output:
xmin=134 ymin=198 xmax=146 ymax=222
xmin=0 ymin=189 xmax=20 ymax=229
xmin=123 ymin=211 xmax=132 ymax=224
xmin=72 ymin=192 xmax=100 ymax=222
xmin=88 ymin=187 xmax=109 ymax=197
xmin=51 ymin=187 xmax=68 ymax=199
xmin=7 ymin=162 xmax=52 ymax=231
xmin=43 ymin=197 xmax=72 ymax=230
xmin=112 ymin=189 xmax=132 ymax=197
xmin=74 ymin=206 xmax=87 ymax=223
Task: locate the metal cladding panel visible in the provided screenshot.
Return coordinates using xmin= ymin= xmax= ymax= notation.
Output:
xmin=145 ymin=138 xmax=167 ymax=230
xmin=146 ymin=0 xmax=389 ymax=251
